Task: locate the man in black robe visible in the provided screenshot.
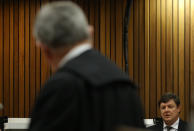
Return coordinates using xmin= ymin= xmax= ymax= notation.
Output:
xmin=29 ymin=1 xmax=145 ymax=131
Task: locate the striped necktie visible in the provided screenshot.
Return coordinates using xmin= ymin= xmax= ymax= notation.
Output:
xmin=166 ymin=126 xmax=173 ymax=131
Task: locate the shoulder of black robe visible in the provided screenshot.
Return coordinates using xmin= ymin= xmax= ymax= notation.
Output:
xmin=64 ymin=49 xmax=145 ymax=129
xmin=29 ymin=72 xmax=83 ymax=131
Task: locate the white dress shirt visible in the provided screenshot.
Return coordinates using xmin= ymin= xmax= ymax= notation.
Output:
xmin=58 ymin=43 xmax=92 ymax=68
xmin=163 ymin=118 xmax=179 ymax=131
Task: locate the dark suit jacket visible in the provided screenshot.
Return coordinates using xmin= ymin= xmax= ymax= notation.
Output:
xmin=29 ymin=49 xmax=145 ymax=131
xmin=148 ymin=118 xmax=188 ymax=131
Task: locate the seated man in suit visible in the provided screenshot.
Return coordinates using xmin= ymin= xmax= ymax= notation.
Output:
xmin=148 ymin=93 xmax=188 ymax=131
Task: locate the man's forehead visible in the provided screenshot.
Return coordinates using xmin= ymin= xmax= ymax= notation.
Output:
xmin=160 ymin=99 xmax=176 ymax=106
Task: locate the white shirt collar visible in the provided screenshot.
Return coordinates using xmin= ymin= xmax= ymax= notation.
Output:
xmin=163 ymin=118 xmax=179 ymax=130
xmin=58 ymin=43 xmax=92 ymax=68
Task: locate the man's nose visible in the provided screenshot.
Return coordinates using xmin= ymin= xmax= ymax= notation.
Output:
xmin=164 ymin=107 xmax=169 ymax=112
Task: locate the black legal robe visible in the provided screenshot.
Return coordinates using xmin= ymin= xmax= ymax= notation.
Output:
xmin=29 ymin=49 xmax=145 ymax=131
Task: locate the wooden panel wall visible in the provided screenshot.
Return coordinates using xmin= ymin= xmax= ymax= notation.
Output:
xmin=0 ymin=0 xmax=194 ymax=121
xmin=0 ymin=0 xmax=51 ymax=117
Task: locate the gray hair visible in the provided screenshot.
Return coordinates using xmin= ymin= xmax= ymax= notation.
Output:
xmin=33 ymin=1 xmax=90 ymax=48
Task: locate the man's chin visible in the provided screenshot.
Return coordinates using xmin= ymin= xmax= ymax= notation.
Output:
xmin=164 ymin=119 xmax=172 ymax=124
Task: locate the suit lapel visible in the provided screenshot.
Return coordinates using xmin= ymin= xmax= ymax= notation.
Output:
xmin=178 ymin=119 xmax=183 ymax=131
xmin=178 ymin=119 xmax=188 ymax=131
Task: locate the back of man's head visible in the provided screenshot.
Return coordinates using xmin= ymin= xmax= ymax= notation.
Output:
xmin=33 ymin=1 xmax=89 ymax=49
xmin=158 ymin=93 xmax=180 ymax=107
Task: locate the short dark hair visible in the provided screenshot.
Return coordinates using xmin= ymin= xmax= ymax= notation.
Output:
xmin=158 ymin=93 xmax=180 ymax=107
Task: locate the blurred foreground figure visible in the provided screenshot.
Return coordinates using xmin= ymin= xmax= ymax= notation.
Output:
xmin=148 ymin=93 xmax=188 ymax=131
xmin=29 ymin=1 xmax=145 ymax=131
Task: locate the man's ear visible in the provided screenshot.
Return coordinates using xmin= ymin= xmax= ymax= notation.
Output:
xmin=88 ymin=25 xmax=94 ymax=38
xmin=36 ymin=41 xmax=53 ymax=60
xmin=177 ymin=105 xmax=181 ymax=114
